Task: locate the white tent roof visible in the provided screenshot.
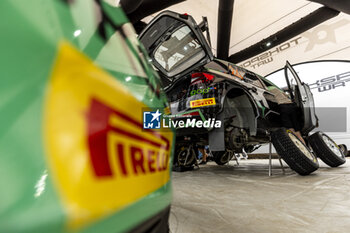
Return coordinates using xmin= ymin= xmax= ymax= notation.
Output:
xmin=144 ymin=0 xmax=350 ymax=75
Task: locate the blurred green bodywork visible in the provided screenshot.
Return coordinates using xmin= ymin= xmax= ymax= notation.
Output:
xmin=0 ymin=1 xmax=173 ymax=232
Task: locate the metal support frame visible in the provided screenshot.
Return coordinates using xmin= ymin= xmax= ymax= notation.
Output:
xmin=125 ymin=0 xmax=187 ymax=23
xmin=228 ymin=7 xmax=339 ymax=64
xmin=268 ymin=140 xmax=285 ymax=177
xmin=217 ymin=0 xmax=235 ymax=59
xmin=232 ymin=152 xmax=240 ymax=165
xmin=309 ymin=0 xmax=350 ymax=15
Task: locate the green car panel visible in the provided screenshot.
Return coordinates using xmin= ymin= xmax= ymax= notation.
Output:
xmin=0 ymin=1 xmax=173 ymax=232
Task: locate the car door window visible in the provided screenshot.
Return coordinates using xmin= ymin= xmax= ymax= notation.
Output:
xmin=285 ymin=61 xmax=305 ymax=102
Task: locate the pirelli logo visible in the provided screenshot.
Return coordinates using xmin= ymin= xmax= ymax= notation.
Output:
xmin=190 ymin=97 xmax=216 ymax=108
xmin=87 ymin=98 xmax=170 ymax=178
xmin=45 ymin=42 xmax=173 ymax=230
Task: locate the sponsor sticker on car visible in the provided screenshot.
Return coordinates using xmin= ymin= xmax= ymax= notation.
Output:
xmin=44 ymin=42 xmax=173 ymax=230
xmin=190 ymin=97 xmax=216 ymax=108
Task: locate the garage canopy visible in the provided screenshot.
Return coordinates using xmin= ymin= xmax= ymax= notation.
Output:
xmin=119 ymin=0 xmax=350 ymax=76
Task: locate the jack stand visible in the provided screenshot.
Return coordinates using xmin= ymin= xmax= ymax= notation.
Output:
xmin=242 ymin=150 xmax=248 ymax=160
xmin=233 ymin=150 xmax=248 ymax=166
xmin=232 ymin=152 xmax=240 ymax=165
xmin=269 ymin=142 xmax=272 ymax=177
xmin=278 ymin=155 xmax=285 ymax=174
xmin=269 ymin=140 xmax=286 ymax=176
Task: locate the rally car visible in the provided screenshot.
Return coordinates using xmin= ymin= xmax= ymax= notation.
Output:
xmin=0 ymin=1 xmax=173 ymax=233
xmin=138 ymin=11 xmax=346 ymax=175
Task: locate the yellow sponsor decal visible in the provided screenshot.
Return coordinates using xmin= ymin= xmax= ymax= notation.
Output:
xmin=190 ymin=97 xmax=216 ymax=108
xmin=164 ymin=106 xmax=171 ymax=115
xmin=44 ymin=42 xmax=173 ymax=229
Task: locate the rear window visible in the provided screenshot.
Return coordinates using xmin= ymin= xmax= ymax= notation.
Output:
xmin=153 ymin=25 xmax=206 ymax=77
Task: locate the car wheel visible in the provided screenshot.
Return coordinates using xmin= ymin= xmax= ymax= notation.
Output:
xmin=175 ymin=145 xmax=196 ymax=167
xmin=271 ymin=128 xmax=319 ymax=175
xmin=213 ymin=150 xmax=233 ymax=165
xmin=308 ymin=131 xmax=346 ymax=167
xmin=339 ymin=144 xmax=349 ymax=157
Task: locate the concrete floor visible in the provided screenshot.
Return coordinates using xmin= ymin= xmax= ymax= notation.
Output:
xmin=169 ymin=158 xmax=350 ymax=233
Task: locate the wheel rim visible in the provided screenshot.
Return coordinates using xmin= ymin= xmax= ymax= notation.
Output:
xmin=220 ymin=151 xmax=232 ymax=163
xmin=177 ymin=147 xmax=194 ymax=166
xmin=287 ymin=131 xmax=316 ymax=162
xmin=321 ymin=134 xmax=343 ymax=158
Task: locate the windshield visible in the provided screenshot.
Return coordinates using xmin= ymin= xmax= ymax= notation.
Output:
xmin=153 ymin=25 xmax=206 ymax=77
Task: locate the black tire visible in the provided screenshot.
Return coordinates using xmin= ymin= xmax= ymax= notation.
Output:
xmin=174 ymin=145 xmax=196 ymax=167
xmin=271 ymin=128 xmax=319 ymax=175
xmin=339 ymin=144 xmax=349 ymax=157
xmin=213 ymin=150 xmax=233 ymax=165
xmin=309 ymin=131 xmax=346 ymax=167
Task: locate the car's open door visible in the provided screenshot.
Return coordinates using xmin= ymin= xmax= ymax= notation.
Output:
xmin=138 ymin=11 xmax=213 ymax=89
xmin=284 ymin=61 xmax=318 ymax=134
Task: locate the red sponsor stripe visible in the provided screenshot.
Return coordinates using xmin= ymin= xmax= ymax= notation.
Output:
xmin=99 ymin=100 xmax=170 ymax=150
xmin=87 ymin=98 xmax=170 ymax=177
